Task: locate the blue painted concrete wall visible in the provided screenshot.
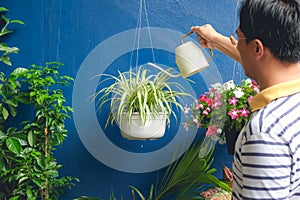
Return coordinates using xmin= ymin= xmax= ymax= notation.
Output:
xmin=3 ymin=0 xmax=247 ymax=199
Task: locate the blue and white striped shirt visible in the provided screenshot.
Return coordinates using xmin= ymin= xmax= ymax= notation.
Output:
xmin=232 ymin=79 xmax=300 ymax=200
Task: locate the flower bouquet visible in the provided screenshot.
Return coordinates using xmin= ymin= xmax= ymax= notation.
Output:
xmin=184 ymin=79 xmax=259 ymax=154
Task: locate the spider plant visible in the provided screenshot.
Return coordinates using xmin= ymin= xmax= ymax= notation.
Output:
xmin=94 ymin=66 xmax=192 ymax=128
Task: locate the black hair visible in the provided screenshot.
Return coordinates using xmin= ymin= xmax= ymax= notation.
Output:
xmin=239 ymin=0 xmax=300 ymax=63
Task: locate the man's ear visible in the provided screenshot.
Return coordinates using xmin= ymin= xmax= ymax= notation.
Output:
xmin=254 ymin=39 xmax=264 ymax=58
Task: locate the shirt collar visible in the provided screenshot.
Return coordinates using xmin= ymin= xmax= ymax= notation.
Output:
xmin=249 ymin=79 xmax=300 ymax=112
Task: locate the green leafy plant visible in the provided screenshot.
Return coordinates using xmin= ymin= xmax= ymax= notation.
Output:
xmin=0 ymin=67 xmax=26 ymax=129
xmin=127 ymin=141 xmax=230 ymax=200
xmin=0 ymin=7 xmax=24 ymax=66
xmin=156 ymin=143 xmax=230 ymax=199
xmin=0 ymin=6 xmax=24 ymax=128
xmin=0 ymin=62 xmax=78 ymax=199
xmin=130 ymin=184 xmax=155 ymax=200
xmin=94 ymin=66 xmax=192 ymax=128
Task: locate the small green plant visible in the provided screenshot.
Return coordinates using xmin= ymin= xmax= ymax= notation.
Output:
xmin=0 ymin=7 xmax=24 ymax=66
xmin=137 ymin=142 xmax=230 ymax=200
xmin=0 ymin=62 xmax=77 ymax=199
xmin=0 ymin=67 xmax=26 ymax=129
xmin=94 ymin=66 xmax=192 ymax=128
xmin=130 ymin=184 xmax=155 ymax=200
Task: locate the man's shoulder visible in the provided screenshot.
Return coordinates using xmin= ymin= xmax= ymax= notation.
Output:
xmin=247 ymin=93 xmax=300 ymax=139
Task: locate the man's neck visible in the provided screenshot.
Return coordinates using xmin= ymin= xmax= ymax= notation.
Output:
xmin=257 ymin=61 xmax=300 ymax=91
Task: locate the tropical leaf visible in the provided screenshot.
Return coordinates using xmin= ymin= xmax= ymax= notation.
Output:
xmin=6 ymin=137 xmax=21 ymax=154
xmin=155 ymin=141 xmax=230 ymax=200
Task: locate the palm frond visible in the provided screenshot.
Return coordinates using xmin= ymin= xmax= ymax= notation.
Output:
xmin=155 ymin=141 xmax=230 ymax=200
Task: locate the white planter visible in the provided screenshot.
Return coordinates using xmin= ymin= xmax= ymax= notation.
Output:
xmin=118 ymin=113 xmax=167 ymax=140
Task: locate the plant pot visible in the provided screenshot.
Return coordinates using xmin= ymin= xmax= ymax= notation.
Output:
xmin=118 ymin=113 xmax=167 ymax=140
xmin=225 ymin=129 xmax=240 ymax=155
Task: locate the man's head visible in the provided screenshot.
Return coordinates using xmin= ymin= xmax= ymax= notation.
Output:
xmin=239 ymin=0 xmax=300 ymax=63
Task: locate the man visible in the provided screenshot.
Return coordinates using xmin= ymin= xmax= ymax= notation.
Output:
xmin=192 ymin=0 xmax=300 ymax=199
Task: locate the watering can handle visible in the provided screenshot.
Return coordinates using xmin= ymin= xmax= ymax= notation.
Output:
xmin=180 ymin=31 xmax=214 ymax=62
xmin=180 ymin=30 xmax=194 ymax=44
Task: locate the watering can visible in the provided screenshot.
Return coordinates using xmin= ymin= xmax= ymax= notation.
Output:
xmin=148 ymin=30 xmax=213 ymax=78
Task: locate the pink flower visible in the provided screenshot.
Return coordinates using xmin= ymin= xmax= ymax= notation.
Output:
xmin=206 ymin=125 xmax=218 ymax=136
xmin=182 ymin=122 xmax=189 ymax=131
xmin=196 ymin=103 xmax=204 ymax=109
xmin=229 ymin=97 xmax=238 ymax=106
xmin=248 ymin=96 xmax=253 ymax=103
xmin=199 ymin=95 xmax=213 ymax=106
xmin=215 ymin=93 xmax=222 ymax=101
xmin=184 ymin=105 xmax=190 ymax=114
xmin=240 ymin=107 xmax=250 ymax=117
xmin=228 ymin=108 xmax=239 ymax=119
xmin=212 ymin=101 xmax=222 ymax=109
xmin=192 ymin=118 xmax=201 ymax=128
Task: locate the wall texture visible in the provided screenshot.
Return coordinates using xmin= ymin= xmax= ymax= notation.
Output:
xmin=3 ymin=0 xmax=247 ymax=199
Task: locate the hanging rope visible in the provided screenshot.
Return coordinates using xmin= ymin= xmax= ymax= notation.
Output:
xmin=231 ymin=0 xmax=244 ymax=82
xmin=143 ymin=0 xmax=156 ymax=64
xmin=129 ymin=0 xmax=156 ymax=68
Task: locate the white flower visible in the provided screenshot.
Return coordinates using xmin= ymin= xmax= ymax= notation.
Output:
xmin=244 ymin=78 xmax=252 ymax=84
xmin=211 ymin=83 xmax=222 ymax=90
xmin=223 ymin=80 xmax=235 ymax=91
xmin=233 ymin=88 xmax=244 ymax=98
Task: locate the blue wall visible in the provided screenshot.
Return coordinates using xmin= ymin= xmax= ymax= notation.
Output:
xmin=3 ymin=0 xmax=247 ymax=199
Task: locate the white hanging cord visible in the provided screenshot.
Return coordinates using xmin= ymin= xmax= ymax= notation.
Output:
xmin=143 ymin=0 xmax=156 ymax=63
xmin=135 ymin=0 xmax=143 ymax=67
xmin=129 ymin=0 xmax=156 ymax=68
xmin=130 ymin=0 xmax=143 ymax=68
xmin=231 ymin=0 xmax=242 ymax=82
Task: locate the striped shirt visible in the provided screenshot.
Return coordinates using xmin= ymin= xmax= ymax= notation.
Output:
xmin=232 ymin=79 xmax=300 ymax=200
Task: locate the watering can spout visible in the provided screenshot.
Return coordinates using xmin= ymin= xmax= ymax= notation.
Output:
xmin=147 ymin=62 xmax=181 ymax=78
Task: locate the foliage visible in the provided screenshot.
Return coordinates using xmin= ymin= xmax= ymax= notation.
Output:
xmin=154 ymin=142 xmax=230 ymax=200
xmin=0 ymin=7 xmax=24 ymax=66
xmin=0 ymin=62 xmax=78 ymax=199
xmin=130 ymin=184 xmax=155 ymax=200
xmin=183 ymin=79 xmax=259 ymax=143
xmin=0 ymin=67 xmax=26 ymax=129
xmin=129 ymin=141 xmax=230 ymax=200
xmin=94 ymin=66 xmax=193 ymax=128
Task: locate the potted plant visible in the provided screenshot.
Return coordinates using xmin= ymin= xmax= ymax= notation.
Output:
xmin=183 ymin=79 xmax=259 ymax=154
xmin=94 ymin=65 xmax=192 ymax=140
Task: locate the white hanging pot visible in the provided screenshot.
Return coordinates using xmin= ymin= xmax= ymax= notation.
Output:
xmin=118 ymin=112 xmax=167 ymax=140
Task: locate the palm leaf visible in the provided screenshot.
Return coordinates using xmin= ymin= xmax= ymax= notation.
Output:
xmin=155 ymin=141 xmax=230 ymax=200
